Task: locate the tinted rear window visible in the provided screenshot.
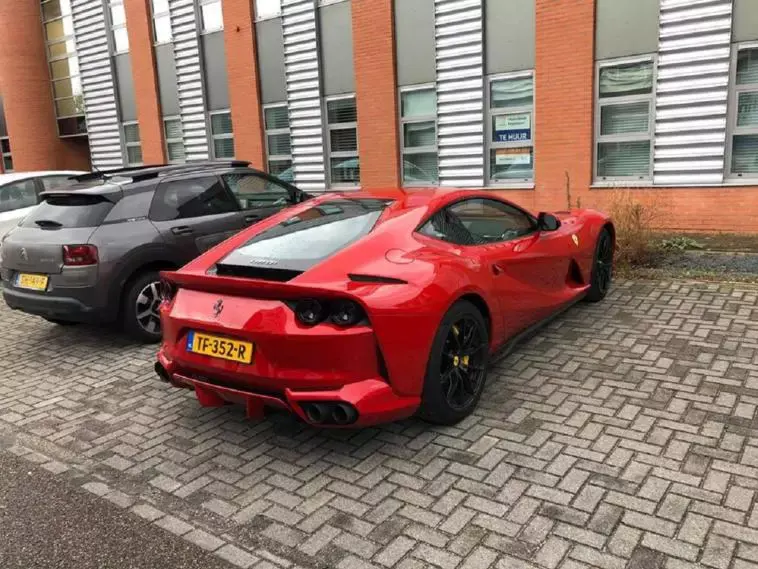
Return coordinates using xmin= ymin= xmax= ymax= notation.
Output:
xmin=21 ymin=194 xmax=114 ymax=228
xmin=218 ymin=198 xmax=391 ymax=272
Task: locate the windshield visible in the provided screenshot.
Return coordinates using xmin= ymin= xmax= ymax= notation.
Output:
xmin=218 ymin=198 xmax=391 ymax=272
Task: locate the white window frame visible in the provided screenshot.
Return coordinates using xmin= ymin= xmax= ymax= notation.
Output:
xmin=163 ymin=117 xmax=185 ymax=163
xmin=399 ymin=84 xmax=438 ymax=187
xmin=108 ymin=0 xmax=129 ymax=54
xmin=254 ymin=0 xmax=282 ymax=21
xmin=486 ymin=70 xmax=535 ymax=187
xmin=594 ymin=54 xmax=657 ymax=183
xmin=263 ymin=103 xmax=292 ymax=177
xmin=122 ymin=121 xmax=143 ymax=166
xmin=1 ymin=137 xmax=12 ymax=172
xmin=324 ymin=94 xmax=359 ymax=189
xmin=151 ymin=0 xmax=172 ymax=44
xmin=209 ymin=110 xmax=234 ymax=159
xmin=199 ymin=0 xmax=223 ymax=33
xmin=726 ymin=41 xmax=758 ymax=181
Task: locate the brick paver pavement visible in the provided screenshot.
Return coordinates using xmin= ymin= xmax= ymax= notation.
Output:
xmin=1 ymin=280 xmax=758 ymax=569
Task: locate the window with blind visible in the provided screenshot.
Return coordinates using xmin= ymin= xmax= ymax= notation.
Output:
xmin=325 ymin=96 xmax=359 ymax=187
xmin=728 ymin=47 xmax=758 ymax=179
xmin=264 ymin=105 xmax=292 ymax=183
xmin=108 ymin=0 xmax=129 ymax=53
xmin=487 ymin=73 xmax=534 ymax=185
xmin=595 ymin=58 xmax=655 ymax=181
xmin=151 ymin=0 xmax=172 ymax=44
xmin=210 ymin=111 xmax=234 ymax=159
xmin=123 ymin=122 xmax=142 ymax=165
xmin=164 ymin=117 xmax=185 ymax=163
xmin=400 ymin=87 xmax=438 ymax=185
xmin=1 ymin=137 xmax=12 ymax=172
xmin=199 ymin=0 xmax=223 ymax=33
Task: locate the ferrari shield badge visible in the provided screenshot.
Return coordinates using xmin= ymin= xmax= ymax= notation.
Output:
xmin=572 ymin=234 xmax=579 ymax=247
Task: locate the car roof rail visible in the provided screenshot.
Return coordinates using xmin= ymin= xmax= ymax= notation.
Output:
xmin=72 ymin=165 xmax=164 ymax=182
xmin=73 ymin=160 xmax=251 ymax=183
xmin=128 ymin=160 xmax=252 ymax=182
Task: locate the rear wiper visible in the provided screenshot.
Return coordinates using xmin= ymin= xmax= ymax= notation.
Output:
xmin=34 ymin=220 xmax=63 ymax=228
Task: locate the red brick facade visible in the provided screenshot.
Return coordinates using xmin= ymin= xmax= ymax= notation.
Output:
xmin=0 ymin=0 xmax=90 ymax=172
xmin=1 ymin=0 xmax=756 ymax=232
xmin=352 ymin=0 xmax=401 ymax=189
xmin=223 ymin=0 xmax=266 ymax=169
xmin=125 ymin=0 xmax=167 ymax=164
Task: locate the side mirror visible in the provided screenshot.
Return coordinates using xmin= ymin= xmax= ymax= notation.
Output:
xmin=537 ymin=212 xmax=561 ymax=232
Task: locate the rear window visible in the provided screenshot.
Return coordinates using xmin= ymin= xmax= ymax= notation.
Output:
xmin=218 ymin=198 xmax=391 ymax=272
xmin=21 ymin=194 xmax=114 ymax=228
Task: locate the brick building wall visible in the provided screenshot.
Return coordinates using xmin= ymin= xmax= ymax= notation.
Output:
xmin=222 ymin=0 xmax=266 ymax=170
xmin=1 ymin=0 xmax=756 ymax=233
xmin=352 ymin=0 xmax=400 ymax=189
xmin=125 ymin=0 xmax=166 ymax=164
xmin=0 ymin=0 xmax=90 ymax=172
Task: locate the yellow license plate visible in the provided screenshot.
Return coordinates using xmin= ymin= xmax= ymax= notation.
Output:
xmin=16 ymin=273 xmax=49 ymax=291
xmin=186 ymin=331 xmax=254 ymax=364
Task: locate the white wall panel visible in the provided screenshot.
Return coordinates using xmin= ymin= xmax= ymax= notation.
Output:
xmin=653 ymin=0 xmax=734 ymax=185
xmin=434 ymin=0 xmax=484 ymax=187
xmin=71 ymin=0 xmax=122 ymax=168
xmin=169 ymin=0 xmax=208 ymax=160
xmin=282 ymin=0 xmax=325 ymax=190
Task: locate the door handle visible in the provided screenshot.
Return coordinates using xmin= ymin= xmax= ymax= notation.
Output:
xmin=244 ymin=214 xmax=262 ymax=224
xmin=492 ymin=263 xmax=504 ymax=276
xmin=171 ymin=226 xmax=193 ymax=236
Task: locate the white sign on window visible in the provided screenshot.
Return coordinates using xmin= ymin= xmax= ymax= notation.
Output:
xmin=494 ymin=147 xmax=531 ymax=166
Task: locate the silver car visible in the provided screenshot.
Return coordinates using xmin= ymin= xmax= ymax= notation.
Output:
xmin=0 ymin=170 xmax=86 ymax=238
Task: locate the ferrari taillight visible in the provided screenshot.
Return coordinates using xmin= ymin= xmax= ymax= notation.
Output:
xmin=292 ymin=298 xmax=367 ymax=327
xmin=159 ymin=278 xmax=177 ymax=303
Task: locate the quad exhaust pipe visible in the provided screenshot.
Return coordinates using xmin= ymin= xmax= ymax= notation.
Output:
xmin=154 ymin=362 xmax=170 ymax=383
xmin=301 ymin=402 xmax=358 ymax=426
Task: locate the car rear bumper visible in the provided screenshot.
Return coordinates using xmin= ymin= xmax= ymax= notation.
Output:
xmin=2 ymin=286 xmax=100 ymax=322
xmin=156 ymin=348 xmax=420 ymax=427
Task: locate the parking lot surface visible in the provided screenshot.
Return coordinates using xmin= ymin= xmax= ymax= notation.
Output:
xmin=1 ymin=280 xmax=758 ymax=569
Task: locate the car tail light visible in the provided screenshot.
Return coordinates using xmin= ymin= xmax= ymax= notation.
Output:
xmin=292 ymin=298 xmax=367 ymax=327
xmin=329 ymin=299 xmax=364 ymax=327
xmin=159 ymin=278 xmax=178 ymax=303
xmin=294 ymin=299 xmax=325 ymax=325
xmin=62 ymin=244 xmax=98 ymax=266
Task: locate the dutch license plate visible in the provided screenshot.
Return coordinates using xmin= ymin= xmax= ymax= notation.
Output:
xmin=16 ymin=273 xmax=49 ymax=291
xmin=186 ymin=331 xmax=254 ymax=364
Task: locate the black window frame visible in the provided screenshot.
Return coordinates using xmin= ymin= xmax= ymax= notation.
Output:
xmin=415 ymin=197 xmax=538 ymax=247
xmin=219 ymin=170 xmax=294 ymax=211
xmin=148 ymin=174 xmax=241 ymax=222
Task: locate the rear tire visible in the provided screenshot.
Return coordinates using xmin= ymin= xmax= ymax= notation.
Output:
xmin=585 ymin=228 xmax=614 ymax=303
xmin=418 ymin=300 xmax=490 ymax=425
xmin=122 ymin=271 xmax=163 ymax=343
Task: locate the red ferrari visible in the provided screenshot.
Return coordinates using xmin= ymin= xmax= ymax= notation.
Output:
xmin=156 ymin=189 xmax=614 ymax=427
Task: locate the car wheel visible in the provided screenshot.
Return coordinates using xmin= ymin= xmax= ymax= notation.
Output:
xmin=418 ymin=300 xmax=490 ymax=425
xmin=122 ymin=271 xmax=163 ymax=343
xmin=43 ymin=318 xmax=78 ymax=326
xmin=585 ymin=227 xmax=614 ymax=303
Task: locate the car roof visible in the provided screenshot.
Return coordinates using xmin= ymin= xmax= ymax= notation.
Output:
xmin=0 ymin=170 xmax=87 ymax=185
xmin=317 ymin=187 xmax=495 ymax=210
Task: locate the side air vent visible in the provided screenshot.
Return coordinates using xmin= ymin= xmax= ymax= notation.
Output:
xmin=348 ymin=274 xmax=408 ymax=285
xmin=567 ymin=259 xmax=585 ymax=287
xmin=215 ymin=264 xmax=303 ymax=282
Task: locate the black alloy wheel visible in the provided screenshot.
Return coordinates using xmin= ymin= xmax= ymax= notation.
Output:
xmin=440 ymin=316 xmax=488 ymax=411
xmin=419 ymin=300 xmax=490 ymax=425
xmin=586 ymin=227 xmax=614 ymax=302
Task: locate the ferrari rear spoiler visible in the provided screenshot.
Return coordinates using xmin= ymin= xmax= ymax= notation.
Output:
xmin=160 ymin=270 xmax=351 ymax=300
